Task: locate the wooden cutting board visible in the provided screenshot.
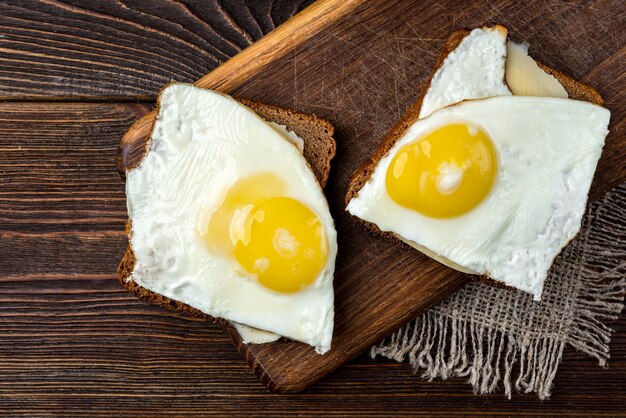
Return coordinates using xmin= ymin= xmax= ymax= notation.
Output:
xmin=118 ymin=0 xmax=626 ymax=393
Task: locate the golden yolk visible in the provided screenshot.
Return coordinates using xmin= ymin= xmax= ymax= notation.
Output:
xmin=233 ymin=197 xmax=327 ymax=293
xmin=385 ymin=123 xmax=498 ymax=218
xmin=199 ymin=173 xmax=328 ymax=293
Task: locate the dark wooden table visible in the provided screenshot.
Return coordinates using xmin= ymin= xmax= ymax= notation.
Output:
xmin=0 ymin=1 xmax=624 ymax=416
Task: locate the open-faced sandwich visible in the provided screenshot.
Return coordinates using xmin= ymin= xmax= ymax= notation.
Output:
xmin=346 ymin=25 xmax=611 ymax=300
xmin=119 ymin=84 xmax=337 ymax=354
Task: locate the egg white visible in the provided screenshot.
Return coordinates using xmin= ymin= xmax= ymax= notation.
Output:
xmin=419 ymin=25 xmax=511 ymax=119
xmin=126 ymin=83 xmax=337 ymax=353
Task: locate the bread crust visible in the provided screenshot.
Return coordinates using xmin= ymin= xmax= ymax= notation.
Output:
xmin=344 ymin=26 xmax=604 ymax=289
xmin=118 ymin=90 xmax=336 ymax=322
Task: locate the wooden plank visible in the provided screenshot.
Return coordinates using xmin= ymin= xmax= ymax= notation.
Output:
xmin=0 ymin=103 xmax=624 ymax=415
xmin=0 ymin=0 xmax=313 ymax=99
xmin=0 ymin=102 xmax=144 ymax=276
xmin=119 ymin=0 xmax=626 ymax=393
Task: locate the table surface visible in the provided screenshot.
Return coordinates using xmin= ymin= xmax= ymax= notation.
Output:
xmin=0 ymin=1 xmax=624 ymax=416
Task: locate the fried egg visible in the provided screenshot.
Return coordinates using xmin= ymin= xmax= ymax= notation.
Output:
xmin=347 ymin=27 xmax=610 ymax=300
xmin=347 ymin=96 xmax=609 ymax=300
xmin=126 ymin=84 xmax=337 ymax=353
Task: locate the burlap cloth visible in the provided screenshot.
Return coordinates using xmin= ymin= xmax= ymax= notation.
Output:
xmin=371 ymin=183 xmax=626 ymax=399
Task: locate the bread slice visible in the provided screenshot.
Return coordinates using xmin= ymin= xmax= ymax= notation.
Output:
xmin=344 ymin=28 xmax=604 ymax=286
xmin=118 ymin=98 xmax=336 ymax=323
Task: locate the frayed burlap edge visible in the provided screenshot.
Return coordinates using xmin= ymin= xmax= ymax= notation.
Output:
xmin=371 ymin=184 xmax=626 ymax=400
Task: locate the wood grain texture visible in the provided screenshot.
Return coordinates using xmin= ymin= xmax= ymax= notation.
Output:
xmin=119 ymin=0 xmax=626 ymax=393
xmin=0 ymin=0 xmax=314 ymax=99
xmin=0 ymin=0 xmax=625 ymax=415
xmin=0 ymin=100 xmax=624 ymax=417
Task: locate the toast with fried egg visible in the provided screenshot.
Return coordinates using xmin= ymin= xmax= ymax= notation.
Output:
xmin=118 ymin=98 xmax=336 ymax=328
xmin=345 ymin=26 xmax=606 ymax=296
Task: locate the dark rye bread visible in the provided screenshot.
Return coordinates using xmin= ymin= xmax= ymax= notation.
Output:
xmin=344 ymin=27 xmax=604 ymax=287
xmin=118 ymin=96 xmax=336 ymax=322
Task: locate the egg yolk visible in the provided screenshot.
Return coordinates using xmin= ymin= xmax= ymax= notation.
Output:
xmin=200 ymin=173 xmax=328 ymax=293
xmin=233 ymin=197 xmax=327 ymax=293
xmin=385 ymin=123 xmax=497 ymax=218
